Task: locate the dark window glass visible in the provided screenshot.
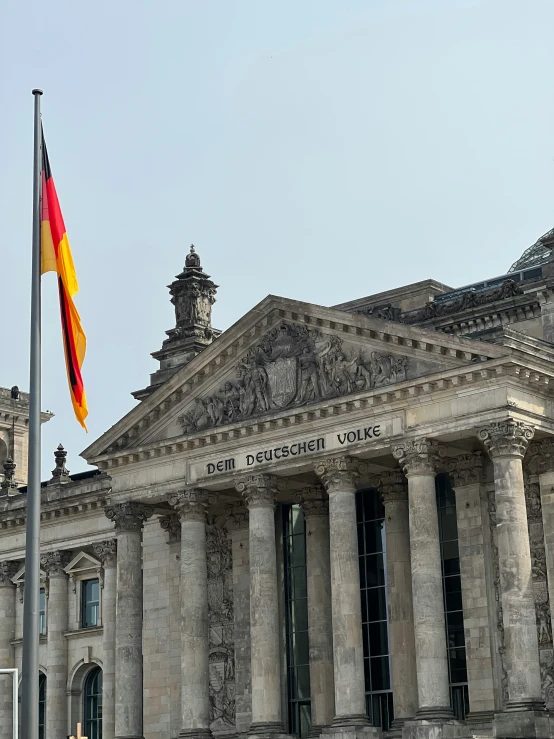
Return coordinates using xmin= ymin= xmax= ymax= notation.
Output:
xmin=82 ymin=579 xmax=100 ymax=628
xmin=38 ymin=673 xmax=46 ymax=739
xmin=39 ymin=589 xmax=46 ymax=635
xmin=436 ymin=473 xmax=469 ymax=721
xmin=356 ymin=488 xmax=393 ymax=730
xmin=84 ymin=666 xmax=103 ymax=739
xmin=283 ymin=505 xmax=311 ymax=738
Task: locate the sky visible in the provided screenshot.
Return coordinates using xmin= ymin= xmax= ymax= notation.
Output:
xmin=1 ymin=0 xmax=554 ymax=478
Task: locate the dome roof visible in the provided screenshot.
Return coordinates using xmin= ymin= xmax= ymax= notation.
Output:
xmin=508 ymin=228 xmax=554 ymax=273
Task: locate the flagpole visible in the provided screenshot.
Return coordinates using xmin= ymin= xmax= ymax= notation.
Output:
xmin=21 ymin=87 xmax=43 ymax=739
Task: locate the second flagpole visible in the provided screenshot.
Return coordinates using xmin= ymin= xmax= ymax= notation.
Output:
xmin=21 ymin=87 xmax=43 ymax=739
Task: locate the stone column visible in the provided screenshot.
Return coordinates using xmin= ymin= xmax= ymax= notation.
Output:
xmin=0 ymin=561 xmax=18 ymax=737
xmin=41 ymin=550 xmax=72 ymax=739
xmin=314 ymin=456 xmax=369 ymax=727
xmin=169 ymin=489 xmax=214 ymax=739
xmin=296 ymin=486 xmax=335 ymax=733
xmin=477 ymin=422 xmax=543 ymax=710
xmin=224 ymin=502 xmax=252 ymax=734
xmin=93 ymin=540 xmax=117 ymax=739
xmin=235 ymin=473 xmax=285 ymax=735
xmin=392 ymin=439 xmax=452 ymax=720
xmin=374 ymin=471 xmax=418 ymax=726
xmin=446 ymin=454 xmax=496 ymax=720
xmin=159 ymin=514 xmax=182 ymax=739
xmin=105 ymin=502 xmax=153 ymax=739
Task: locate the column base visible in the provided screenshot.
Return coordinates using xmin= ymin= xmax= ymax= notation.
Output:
xmin=248 ymin=722 xmax=292 ymax=739
xmin=179 ymin=730 xmax=213 ymax=739
xmin=322 ymin=718 xmax=382 ymax=738
xmin=402 ymin=718 xmax=464 ymax=739
xmin=465 ymin=710 xmax=494 ymax=726
xmin=492 ymin=710 xmax=553 ymax=738
xmin=415 ymin=708 xmax=455 ymax=721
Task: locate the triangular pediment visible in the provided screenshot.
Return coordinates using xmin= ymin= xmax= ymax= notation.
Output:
xmin=82 ymin=295 xmax=506 ymax=464
xmin=12 ymin=565 xmax=47 ymax=584
xmin=65 ymin=551 xmax=101 ymax=576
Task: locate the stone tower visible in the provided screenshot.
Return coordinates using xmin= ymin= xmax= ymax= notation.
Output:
xmin=133 ymin=245 xmax=220 ymax=400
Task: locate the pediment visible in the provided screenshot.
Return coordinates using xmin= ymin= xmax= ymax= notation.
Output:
xmin=82 ymin=295 xmax=505 ymax=463
xmin=65 ymin=551 xmax=101 ymax=576
xmin=12 ymin=566 xmax=47 ymax=584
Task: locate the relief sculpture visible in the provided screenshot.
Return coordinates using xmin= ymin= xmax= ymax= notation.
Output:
xmin=179 ymin=323 xmax=409 ymax=433
xmin=206 ymin=519 xmax=235 ymax=733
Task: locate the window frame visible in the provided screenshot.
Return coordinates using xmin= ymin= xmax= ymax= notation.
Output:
xmin=81 ymin=578 xmax=100 ymax=629
xmin=83 ymin=666 xmax=103 ymax=739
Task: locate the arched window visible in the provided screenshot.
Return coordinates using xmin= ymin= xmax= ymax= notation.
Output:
xmin=38 ymin=673 xmax=46 ymax=739
xmin=84 ymin=667 xmax=102 ymax=739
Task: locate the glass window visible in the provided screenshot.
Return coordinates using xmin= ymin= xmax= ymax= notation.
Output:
xmin=356 ymin=488 xmax=393 ymax=730
xmin=436 ymin=473 xmax=469 ymax=720
xmin=283 ymin=505 xmax=311 ymax=738
xmin=38 ymin=673 xmax=46 ymax=739
xmin=82 ymin=579 xmax=100 ymax=628
xmin=39 ymin=589 xmax=46 ymax=635
xmin=84 ymin=666 xmax=103 ymax=739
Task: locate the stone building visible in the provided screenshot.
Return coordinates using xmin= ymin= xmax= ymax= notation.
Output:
xmin=5 ymin=235 xmax=554 ymax=738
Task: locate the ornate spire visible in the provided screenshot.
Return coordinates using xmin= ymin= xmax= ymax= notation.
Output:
xmin=133 ymin=243 xmax=220 ymax=400
xmin=1 ymin=457 xmax=17 ymax=495
xmin=50 ymin=444 xmax=70 ymax=484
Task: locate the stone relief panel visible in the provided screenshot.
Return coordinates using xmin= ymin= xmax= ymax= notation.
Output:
xmin=206 ymin=517 xmax=236 ymax=734
xmin=525 ymin=479 xmax=554 ymax=709
xmin=179 ymin=323 xmax=409 ymax=433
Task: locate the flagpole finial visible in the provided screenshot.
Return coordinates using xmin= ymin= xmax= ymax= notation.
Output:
xmin=32 ymin=89 xmax=43 ymax=96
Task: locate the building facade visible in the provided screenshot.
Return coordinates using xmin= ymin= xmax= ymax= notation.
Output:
xmin=4 ymin=237 xmax=554 ymax=738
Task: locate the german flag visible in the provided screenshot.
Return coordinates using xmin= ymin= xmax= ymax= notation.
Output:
xmin=41 ymin=130 xmax=88 ymax=430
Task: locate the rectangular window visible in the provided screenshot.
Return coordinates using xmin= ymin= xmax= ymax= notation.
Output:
xmin=81 ymin=579 xmax=100 ymax=628
xmin=39 ymin=588 xmax=46 ymax=635
xmin=436 ymin=473 xmax=469 ymax=720
xmin=356 ymin=488 xmax=393 ymax=730
xmin=283 ymin=504 xmax=311 ymax=739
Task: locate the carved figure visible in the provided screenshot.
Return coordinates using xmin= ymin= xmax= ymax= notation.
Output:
xmin=223 ymin=382 xmax=241 ymax=422
xmin=298 ymin=347 xmax=321 ymax=402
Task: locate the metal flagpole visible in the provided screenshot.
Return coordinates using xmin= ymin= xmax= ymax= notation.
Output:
xmin=21 ymin=88 xmax=43 ymax=739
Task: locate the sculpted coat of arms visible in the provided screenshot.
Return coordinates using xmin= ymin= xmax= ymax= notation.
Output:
xmin=179 ymin=323 xmax=409 ymax=433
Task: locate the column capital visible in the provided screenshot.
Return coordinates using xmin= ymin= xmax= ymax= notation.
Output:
xmin=0 ymin=560 xmax=19 ymax=586
xmin=223 ymin=500 xmax=249 ymax=531
xmin=313 ymin=456 xmax=366 ymax=493
xmin=168 ymin=488 xmax=214 ymax=522
xmin=41 ymin=550 xmax=71 ymax=576
xmin=235 ymin=473 xmax=283 ymax=508
xmin=477 ymin=421 xmax=534 ymax=459
xmin=105 ymin=501 xmax=153 ymax=531
xmin=371 ymin=471 xmax=408 ymax=504
xmin=295 ymin=485 xmax=328 ymax=517
xmin=392 ymin=438 xmax=444 ymax=477
xmin=446 ymin=452 xmax=485 ymax=487
xmin=92 ymin=539 xmax=117 ymax=567
xmin=159 ymin=512 xmax=181 ymax=542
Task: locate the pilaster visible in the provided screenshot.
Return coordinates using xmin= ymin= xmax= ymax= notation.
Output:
xmin=93 ymin=539 xmax=117 ymax=739
xmin=160 ymin=513 xmax=182 ymax=739
xmin=0 ymin=561 xmax=18 ymax=738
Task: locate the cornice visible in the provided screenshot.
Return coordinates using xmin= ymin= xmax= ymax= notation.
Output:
xmin=82 ymin=296 xmax=503 ymax=465
xmin=0 ymin=490 xmax=109 ymax=530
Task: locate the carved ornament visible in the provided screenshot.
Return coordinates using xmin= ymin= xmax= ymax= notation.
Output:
xmin=178 ymin=323 xmax=409 ymax=433
xmin=223 ymin=501 xmax=249 ymax=531
xmin=159 ymin=513 xmax=181 ymax=542
xmin=168 ymin=489 xmax=214 ymax=522
xmin=477 ymin=421 xmax=535 ymax=459
xmin=104 ymin=502 xmax=153 ymax=532
xmin=235 ymin=474 xmax=283 ymax=508
xmin=92 ymin=540 xmax=117 ymax=567
xmin=0 ymin=561 xmax=19 ymax=586
xmin=370 ymin=470 xmax=407 ymax=503
xmin=314 ymin=456 xmax=367 ymax=494
xmin=41 ymin=550 xmax=71 ymax=577
xmin=295 ymin=486 xmax=328 ymax=517
xmin=527 ymin=439 xmax=554 ymax=475
xmin=446 ymin=452 xmax=485 ymax=488
xmin=392 ymin=438 xmax=444 ymax=477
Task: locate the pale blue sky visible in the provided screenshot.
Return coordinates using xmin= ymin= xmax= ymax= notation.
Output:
xmin=1 ymin=0 xmax=553 ymax=477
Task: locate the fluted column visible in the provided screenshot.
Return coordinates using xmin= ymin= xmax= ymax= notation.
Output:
xmin=392 ymin=439 xmax=452 ymax=720
xmin=477 ymin=421 xmax=543 ymax=710
xmin=374 ymin=471 xmax=417 ymax=726
xmin=159 ymin=514 xmax=182 ymax=739
xmin=224 ymin=502 xmax=252 ymax=734
xmin=235 ymin=473 xmax=284 ymax=735
xmin=314 ymin=456 xmax=369 ymax=727
xmin=41 ymin=550 xmax=72 ymax=739
xmin=168 ymin=489 xmax=214 ymax=739
xmin=296 ymin=486 xmax=335 ymax=733
xmin=105 ymin=502 xmax=153 ymax=739
xmin=93 ymin=540 xmax=118 ymax=739
xmin=0 ymin=561 xmax=18 ymax=738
